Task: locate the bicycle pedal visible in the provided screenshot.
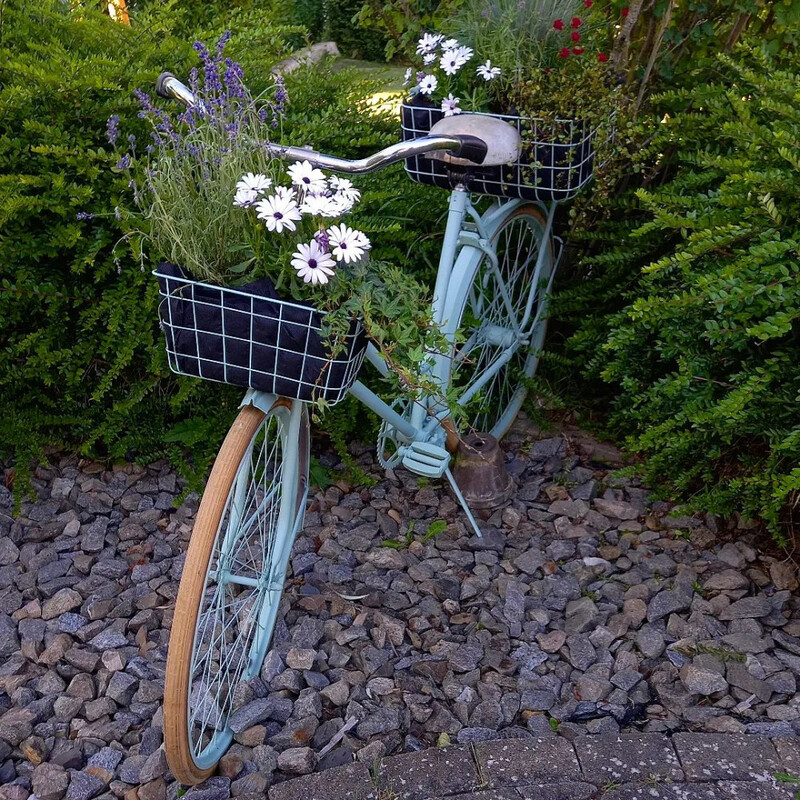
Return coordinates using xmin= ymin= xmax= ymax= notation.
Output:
xmin=401 ymin=442 xmax=450 ymax=478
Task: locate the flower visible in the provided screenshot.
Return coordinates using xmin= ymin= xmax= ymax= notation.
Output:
xmin=621 ymin=6 xmax=629 ymax=14
xmin=416 ymin=32 xmax=443 ymax=55
xmin=330 ymin=175 xmax=361 ymax=204
xmin=441 ymin=93 xmax=461 ymax=117
xmin=571 ymin=31 xmax=581 ymax=41
xmin=236 ymin=172 xmax=272 ymax=195
xmin=418 ymin=74 xmax=438 ymax=95
xmin=558 ymin=47 xmax=570 ymax=58
xmin=255 ymin=193 xmax=302 ymax=233
xmin=271 ymin=185 xmax=296 ymax=202
xmin=440 ymin=48 xmax=468 ymax=76
xmin=584 ymin=0 xmax=593 ymax=5
xmin=423 ymin=52 xmax=437 ymax=65
xmin=233 ymin=187 xmax=259 ymax=207
xmin=571 ymin=16 xmax=581 ymax=27
xmin=327 ymin=223 xmax=370 ymax=264
xmin=442 ymin=37 xmax=459 ymax=49
xmin=598 ymin=52 xmax=609 ymax=62
xmin=572 ymin=47 xmax=585 ymax=55
xmin=403 ymin=67 xmax=413 ymax=86
xmin=300 ymin=193 xmax=341 ymax=218
xmin=106 ymin=115 xmax=119 ymax=145
xmin=476 ymin=60 xmax=502 ymax=80
xmin=287 ymin=160 xmax=328 ymax=193
xmin=457 ymin=45 xmax=474 ymax=61
xmin=291 ymin=241 xmax=336 ymax=285
xmin=553 ymin=18 xmax=564 ymax=30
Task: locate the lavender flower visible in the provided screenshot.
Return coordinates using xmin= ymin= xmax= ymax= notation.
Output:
xmin=116 ymin=154 xmax=131 ymax=170
xmin=106 ymin=115 xmax=119 ymax=145
xmin=315 ymin=228 xmax=330 ymax=252
xmin=76 ymin=211 xmax=94 ymax=221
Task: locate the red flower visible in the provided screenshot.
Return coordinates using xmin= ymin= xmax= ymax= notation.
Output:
xmin=558 ymin=47 xmax=570 ymax=58
xmin=571 ymin=16 xmax=581 ymax=27
xmin=571 ymin=31 xmax=581 ymax=42
xmin=553 ymin=18 xmax=564 ymax=30
xmin=598 ymin=52 xmax=609 ymax=62
xmin=584 ymin=0 xmax=593 ymax=6
xmin=621 ymin=6 xmax=629 ymax=15
xmin=572 ymin=47 xmax=585 ymax=55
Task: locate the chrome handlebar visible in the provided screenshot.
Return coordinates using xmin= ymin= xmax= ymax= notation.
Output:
xmin=155 ymin=72 xmax=479 ymax=174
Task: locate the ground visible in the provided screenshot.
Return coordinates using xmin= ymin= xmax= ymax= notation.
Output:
xmin=1 ymin=415 xmax=800 ymax=800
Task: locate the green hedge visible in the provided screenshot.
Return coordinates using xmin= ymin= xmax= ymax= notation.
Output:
xmin=0 ymin=0 xmax=445 ymax=488
xmin=550 ymin=45 xmax=800 ymax=538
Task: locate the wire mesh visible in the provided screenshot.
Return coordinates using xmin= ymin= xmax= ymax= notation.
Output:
xmin=154 ymin=268 xmax=367 ymax=405
xmin=401 ymin=102 xmax=603 ymax=202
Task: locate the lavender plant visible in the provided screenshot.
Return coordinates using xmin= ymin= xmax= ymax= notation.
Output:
xmin=120 ymin=35 xmax=452 ymax=409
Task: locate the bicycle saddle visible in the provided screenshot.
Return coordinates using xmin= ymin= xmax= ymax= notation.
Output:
xmin=428 ymin=114 xmax=521 ymax=167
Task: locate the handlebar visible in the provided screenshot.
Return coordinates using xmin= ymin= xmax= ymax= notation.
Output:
xmin=155 ymin=72 xmax=488 ymax=173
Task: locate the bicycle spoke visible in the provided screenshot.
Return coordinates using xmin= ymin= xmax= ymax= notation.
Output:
xmin=450 ymin=210 xmax=551 ymax=437
xmin=186 ymin=411 xmax=288 ymax=767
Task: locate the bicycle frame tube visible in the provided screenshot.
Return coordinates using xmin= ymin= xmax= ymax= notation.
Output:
xmin=518 ymin=200 xmax=558 ymax=333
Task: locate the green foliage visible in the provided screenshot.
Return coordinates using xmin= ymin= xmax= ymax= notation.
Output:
xmin=0 ymin=1 xmax=448 ymax=486
xmin=0 ymin=0 xmax=227 ymax=486
xmin=553 ymin=45 xmax=800 ymax=539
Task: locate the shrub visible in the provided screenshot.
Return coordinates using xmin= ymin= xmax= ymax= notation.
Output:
xmin=0 ymin=1 xmax=446 ymax=485
xmin=552 ymin=45 xmax=800 ymax=539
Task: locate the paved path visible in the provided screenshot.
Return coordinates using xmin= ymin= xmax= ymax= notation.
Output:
xmin=266 ymin=733 xmax=800 ymax=799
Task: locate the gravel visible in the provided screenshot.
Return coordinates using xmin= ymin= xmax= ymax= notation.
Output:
xmin=0 ymin=421 xmax=799 ymax=799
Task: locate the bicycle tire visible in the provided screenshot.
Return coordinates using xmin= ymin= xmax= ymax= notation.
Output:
xmin=447 ymin=204 xmax=553 ymax=440
xmin=164 ymin=400 xmax=309 ymax=785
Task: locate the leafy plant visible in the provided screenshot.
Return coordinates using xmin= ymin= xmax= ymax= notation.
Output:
xmin=553 ymin=45 xmax=800 ymax=540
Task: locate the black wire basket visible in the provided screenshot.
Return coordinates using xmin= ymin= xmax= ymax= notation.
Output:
xmin=401 ymin=99 xmax=601 ymax=202
xmin=154 ymin=263 xmax=368 ymax=405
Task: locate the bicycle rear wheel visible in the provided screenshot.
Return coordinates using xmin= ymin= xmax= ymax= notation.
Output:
xmin=448 ymin=204 xmax=553 ymax=440
xmin=165 ymin=400 xmax=309 ymax=785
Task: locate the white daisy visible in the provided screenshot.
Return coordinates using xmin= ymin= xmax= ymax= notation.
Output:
xmin=287 ymin=160 xmax=328 ymax=194
xmin=418 ymin=74 xmax=438 ymax=95
xmin=300 ymin=193 xmax=340 ymax=218
xmin=423 ymin=52 xmax=437 ymax=65
xmin=325 ymin=193 xmax=356 ymax=216
xmin=255 ymin=193 xmax=302 ymax=233
xmin=440 ymin=48 xmax=468 ymax=76
xmin=476 ymin=60 xmax=502 ymax=80
xmin=457 ymin=45 xmax=474 ymax=61
xmin=403 ymin=67 xmax=413 ymax=86
xmin=271 ymin=185 xmax=296 ymax=202
xmin=441 ymin=38 xmax=459 ymax=50
xmin=327 ymin=224 xmax=370 ymax=264
xmin=441 ymin=93 xmax=461 ymax=117
xmin=416 ymin=32 xmax=443 ymax=55
xmin=329 ymin=175 xmax=361 ymax=204
xmin=233 ymin=186 xmax=259 ymax=207
xmin=236 ymin=172 xmax=272 ymax=194
xmin=291 ymin=241 xmax=336 ymax=285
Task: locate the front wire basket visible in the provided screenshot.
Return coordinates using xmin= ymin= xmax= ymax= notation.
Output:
xmin=401 ymin=102 xmax=608 ymax=202
xmin=154 ymin=267 xmax=368 ymax=405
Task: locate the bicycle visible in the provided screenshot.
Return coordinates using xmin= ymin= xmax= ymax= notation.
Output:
xmin=154 ymin=73 xmax=597 ymax=784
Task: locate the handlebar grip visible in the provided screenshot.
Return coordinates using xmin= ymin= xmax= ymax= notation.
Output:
xmin=156 ymin=72 xmax=176 ymax=99
xmin=452 ymin=135 xmax=489 ymax=166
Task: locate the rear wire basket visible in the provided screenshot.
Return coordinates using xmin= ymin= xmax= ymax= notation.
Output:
xmin=154 ymin=265 xmax=367 ymax=405
xmin=401 ymin=101 xmax=601 ymax=202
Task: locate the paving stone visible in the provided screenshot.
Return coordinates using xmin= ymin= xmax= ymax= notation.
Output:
xmin=268 ymin=763 xmax=376 ymax=800
xmin=378 ymin=745 xmax=479 ymax=800
xmin=475 ymin=737 xmax=581 ymax=787
xmin=516 ymin=786 xmax=597 ymax=800
xmin=673 ymin=733 xmax=781 ymax=781
xmin=604 ymin=784 xmax=796 ymax=799
xmin=575 ymin=734 xmax=683 ymax=784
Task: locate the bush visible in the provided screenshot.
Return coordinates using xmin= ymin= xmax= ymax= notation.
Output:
xmin=0 ymin=2 xmax=446 ymax=485
xmin=551 ymin=45 xmax=800 ymax=539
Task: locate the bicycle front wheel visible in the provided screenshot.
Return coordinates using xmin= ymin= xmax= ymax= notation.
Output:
xmin=448 ymin=203 xmax=553 ymax=440
xmin=165 ymin=400 xmax=309 ymax=785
